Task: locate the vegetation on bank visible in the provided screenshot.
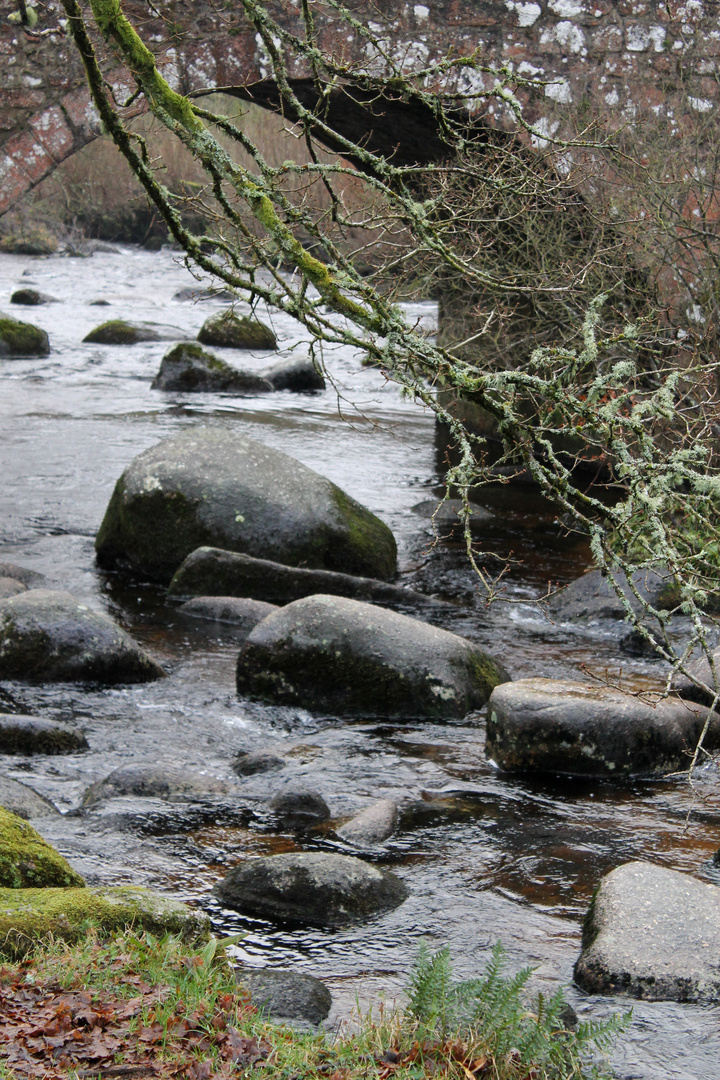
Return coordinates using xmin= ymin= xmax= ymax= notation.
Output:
xmin=0 ymin=929 xmax=628 ymax=1080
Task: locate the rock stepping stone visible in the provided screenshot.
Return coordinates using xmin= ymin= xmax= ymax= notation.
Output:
xmin=198 ymin=309 xmax=276 ymax=350
xmin=0 ymin=807 xmax=85 ymax=889
xmin=237 ymin=594 xmax=509 ymax=718
xmin=232 ymin=751 xmax=285 ymax=777
xmin=0 ymin=313 xmax=50 ymax=357
xmin=82 ymin=764 xmax=240 ymax=806
xmin=574 ymin=861 xmax=720 ymax=1002
xmin=261 ymin=355 xmax=325 ymax=392
xmin=486 ymin=678 xmax=717 ymax=776
xmin=337 ymin=799 xmax=398 ymax=846
xmin=151 ymin=343 xmax=273 ymax=393
xmin=545 ymin=566 xmax=681 ymax=623
xmin=0 ymin=714 xmax=87 ymax=755
xmin=0 ymin=563 xmax=45 ymax=588
xmin=0 ymin=776 xmax=58 ymax=818
xmin=266 ymin=788 xmax=330 ymax=831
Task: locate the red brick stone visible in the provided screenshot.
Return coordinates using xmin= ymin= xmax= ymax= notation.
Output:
xmin=0 ymin=153 xmax=31 ymax=214
xmin=28 ymin=104 xmax=75 ymax=162
xmin=3 ymin=130 xmax=53 ymax=183
xmin=61 ymin=86 xmax=101 ymax=140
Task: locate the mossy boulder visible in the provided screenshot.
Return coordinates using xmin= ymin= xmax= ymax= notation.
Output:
xmin=198 ymin=309 xmax=277 ymax=350
xmin=261 ymin=355 xmax=325 ymax=392
xmin=83 ymin=320 xmax=180 ymax=345
xmin=0 ymin=314 xmax=50 ymax=357
xmin=0 ymin=231 xmax=58 ymax=256
xmin=95 ymin=427 xmax=397 ymax=583
xmin=0 ymin=807 xmax=85 ymax=889
xmin=0 ymin=775 xmax=58 ymax=819
xmin=0 ymin=589 xmax=165 ymax=684
xmin=0 ymin=885 xmax=211 ymax=957
xmin=151 ymin=343 xmax=273 ymax=393
xmin=10 ymin=288 xmax=56 ymax=306
xmin=236 ymin=594 xmax=510 ymax=718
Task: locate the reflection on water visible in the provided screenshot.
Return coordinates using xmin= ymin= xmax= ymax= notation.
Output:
xmin=1 ymin=248 xmax=720 ymax=1080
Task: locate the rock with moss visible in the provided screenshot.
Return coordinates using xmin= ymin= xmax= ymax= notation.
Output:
xmin=10 ymin=288 xmax=57 ymax=306
xmin=198 ymin=309 xmax=277 ymax=350
xmin=151 ymin=343 xmax=273 ymax=393
xmin=236 ymin=594 xmax=510 ymax=718
xmin=0 ymin=885 xmax=211 ymax=957
xmin=0 ymin=714 xmax=87 ymax=755
xmin=545 ymin=566 xmax=684 ymax=624
xmin=485 ymin=678 xmax=719 ymax=776
xmin=0 ymin=314 xmax=50 ymax=357
xmin=95 ymin=427 xmax=397 ymax=583
xmin=83 ymin=320 xmax=182 ymax=345
xmin=0 ymin=231 xmax=58 ymax=256
xmin=0 ymin=776 xmax=58 ymax=819
xmin=0 ymin=807 xmax=85 ymax=889
xmin=260 ymin=355 xmax=325 ymax=392
xmin=0 ymin=589 xmax=165 ymax=684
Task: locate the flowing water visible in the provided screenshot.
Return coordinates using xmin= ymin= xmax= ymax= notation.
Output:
xmin=1 ymin=246 xmax=719 ymax=1079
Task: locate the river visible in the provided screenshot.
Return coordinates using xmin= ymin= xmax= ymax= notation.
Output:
xmin=1 ymin=245 xmax=719 ymax=1079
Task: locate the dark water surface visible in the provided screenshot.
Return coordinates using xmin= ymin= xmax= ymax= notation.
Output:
xmin=1 ymin=248 xmax=719 ymax=1079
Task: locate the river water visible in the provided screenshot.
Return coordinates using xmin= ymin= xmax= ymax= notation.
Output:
xmin=1 ymin=246 xmax=719 ymax=1079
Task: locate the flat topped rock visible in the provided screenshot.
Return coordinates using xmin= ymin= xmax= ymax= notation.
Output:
xmin=486 ymin=678 xmax=717 ymax=776
xmin=0 ymin=714 xmax=88 ymax=755
xmin=214 ymin=851 xmax=407 ymax=927
xmin=83 ymin=764 xmax=240 ymax=806
xmin=237 ymin=593 xmax=510 ymax=718
xmin=574 ymin=861 xmax=720 ymax=1002
xmin=83 ymin=320 xmax=183 ymax=345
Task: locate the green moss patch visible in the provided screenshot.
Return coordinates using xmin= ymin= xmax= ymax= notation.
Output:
xmin=0 ymin=316 xmax=50 ymax=357
xmin=0 ymin=807 xmax=85 ymax=889
xmin=83 ymin=320 xmax=160 ymax=344
xmin=198 ymin=310 xmax=277 ymax=350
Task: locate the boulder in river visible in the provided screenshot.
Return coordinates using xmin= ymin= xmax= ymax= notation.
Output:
xmin=545 ymin=566 xmax=683 ymax=624
xmin=82 ymin=764 xmax=240 ymax=806
xmin=0 ymin=807 xmax=85 ymax=888
xmin=267 ymin=788 xmax=330 ymax=831
xmin=238 ymin=969 xmax=332 ymax=1025
xmin=0 ymin=577 xmax=26 ymax=599
xmin=0 ymin=589 xmax=165 ymax=684
xmin=198 ymin=309 xmax=277 ymax=350
xmin=232 ymin=751 xmax=285 ymax=777
xmin=214 ymin=851 xmax=407 ymax=926
xmin=0 ymin=775 xmax=58 ymax=818
xmin=179 ymin=596 xmax=278 ymax=633
xmin=0 ymin=714 xmax=88 ymax=755
xmin=0 ymin=885 xmax=210 ymax=957
xmin=486 ymin=678 xmax=717 ymax=776
xmin=237 ymin=594 xmax=510 ymax=718
xmin=96 ymin=427 xmax=397 ymax=583
xmin=0 ymin=231 xmax=57 ymax=256
xmin=336 ymin=799 xmax=398 ymax=847
xmin=173 ymin=285 xmax=236 ymax=303
xmin=574 ymin=861 xmax=720 ymax=1002
xmin=10 ymin=288 xmax=56 ymax=306
xmin=151 ymin=343 xmax=273 ymax=393
xmin=83 ymin=320 xmax=181 ymax=345
xmin=260 ymin=355 xmax=325 ymax=392
xmin=411 ymin=498 xmax=495 ymax=537
xmin=169 ymin=547 xmax=425 ymax=608
xmin=672 ymin=646 xmax=720 ymax=705
xmin=0 ymin=314 xmax=50 ymax=357
xmin=0 ymin=563 xmax=45 ymax=588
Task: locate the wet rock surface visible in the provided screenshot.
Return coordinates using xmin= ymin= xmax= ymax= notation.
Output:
xmin=83 ymin=765 xmax=241 ymax=806
xmin=178 ymin=596 xmax=278 ymax=634
xmin=410 ymin=498 xmax=495 ymax=536
xmin=336 ymin=799 xmax=398 ymax=846
xmin=198 ymin=310 xmax=277 ymax=350
xmin=238 ymin=968 xmax=332 ymax=1025
xmin=0 ymin=577 xmax=26 ymax=599
xmin=0 ymin=776 xmax=58 ymax=819
xmin=261 ymin=355 xmax=325 ymax=392
xmin=673 ymin=645 xmax=720 ymax=704
xmin=486 ymin=678 xmax=717 ymax=776
xmin=0 ymin=590 xmax=165 ymax=685
xmin=0 ymin=714 xmax=87 ymax=755
xmin=151 ymin=343 xmax=273 ymax=393
xmin=574 ymin=861 xmax=720 ymax=1002
xmin=0 ymin=564 xmax=45 ymax=588
xmin=0 ymin=807 xmax=85 ymax=888
xmin=169 ymin=547 xmax=428 ymax=608
xmin=0 ymin=314 xmax=50 ymax=357
xmin=266 ymin=788 xmax=330 ymax=831
xmin=545 ymin=567 xmax=681 ymax=624
xmin=237 ymin=594 xmax=510 ymax=718
xmin=231 ymin=751 xmax=285 ymax=777
xmin=83 ymin=320 xmax=182 ymax=345
xmin=10 ymin=288 xmax=57 ymax=306
xmin=96 ymin=428 xmax=397 ymax=583
xmin=214 ymin=851 xmax=408 ymax=926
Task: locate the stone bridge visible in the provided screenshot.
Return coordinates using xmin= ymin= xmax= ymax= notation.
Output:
xmin=1 ymin=0 xmax=718 ymax=215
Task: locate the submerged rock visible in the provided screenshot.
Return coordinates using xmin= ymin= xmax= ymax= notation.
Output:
xmin=261 ymin=355 xmax=325 ymax=392
xmin=83 ymin=320 xmax=181 ymax=345
xmin=237 ymin=594 xmax=509 ymax=718
xmin=0 ymin=714 xmax=88 ymax=755
xmin=198 ymin=309 xmax=277 ymax=350
xmin=0 ymin=807 xmax=85 ymax=888
xmin=179 ymin=596 xmax=278 ymax=633
xmin=0 ymin=590 xmax=165 ymax=684
xmin=0 ymin=885 xmax=210 ymax=957
xmin=169 ymin=547 xmax=424 ymax=608
xmin=10 ymin=288 xmax=56 ymax=306
xmin=151 ymin=343 xmax=273 ymax=393
xmin=486 ymin=678 xmax=716 ymax=776
xmin=96 ymin=428 xmax=397 ymax=583
xmin=238 ymin=968 xmax=331 ymax=1025
xmin=267 ymin=788 xmax=330 ymax=831
xmin=574 ymin=861 xmax=720 ymax=1002
xmin=232 ymin=751 xmax=285 ymax=777
xmin=0 ymin=314 xmax=50 ymax=357
xmin=336 ymin=799 xmax=398 ymax=847
xmin=82 ymin=764 xmax=240 ymax=806
xmin=410 ymin=498 xmax=495 ymax=536
xmin=214 ymin=851 xmax=407 ymax=926
xmin=0 ymin=776 xmax=58 ymax=818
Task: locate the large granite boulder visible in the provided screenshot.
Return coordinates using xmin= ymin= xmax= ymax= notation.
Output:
xmin=574 ymin=861 xmax=720 ymax=1002
xmin=198 ymin=310 xmax=277 ymax=350
xmin=486 ymin=678 xmax=716 ymax=776
xmin=151 ymin=343 xmax=273 ymax=393
xmin=237 ymin=594 xmax=509 ymax=718
xmin=0 ymin=807 xmax=85 ymax=888
xmin=260 ymin=356 xmax=325 ymax=392
xmin=169 ymin=547 xmax=425 ymax=607
xmin=0 ymin=885 xmax=210 ymax=957
xmin=0 ymin=776 xmax=58 ymax=818
xmin=0 ymin=590 xmax=165 ymax=684
xmin=96 ymin=428 xmax=397 ymax=583
xmin=0 ymin=314 xmax=50 ymax=357
xmin=545 ymin=567 xmax=680 ymax=624
xmin=0 ymin=714 xmax=88 ymax=755
xmin=214 ymin=851 xmax=407 ymax=926
xmin=82 ymin=764 xmax=240 ymax=806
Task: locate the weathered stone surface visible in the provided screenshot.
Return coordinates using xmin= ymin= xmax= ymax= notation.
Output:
xmin=0 ymin=714 xmax=88 ymax=755
xmin=214 ymin=851 xmax=407 ymax=926
xmin=261 ymin=355 xmax=325 ymax=392
xmin=574 ymin=861 xmax=720 ymax=1003
xmin=237 ymin=594 xmax=509 ymax=718
xmin=0 ymin=232 xmax=57 ymax=256
xmin=545 ymin=567 xmax=680 ymax=624
xmin=0 ymin=577 xmax=26 ymax=599
xmin=198 ymin=310 xmax=277 ymax=350
xmin=0 ymin=885 xmax=211 ymax=957
xmin=486 ymin=678 xmax=717 ymax=777
xmin=411 ymin=498 xmax=495 ymax=536
xmin=10 ymin=288 xmax=56 ymax=305
xmin=673 ymin=646 xmax=720 ymax=705
xmin=96 ymin=428 xmax=397 ymax=583
xmin=169 ymin=547 xmax=424 ymax=608
xmin=0 ymin=589 xmax=165 ymax=684
xmin=0 ymin=563 xmax=44 ymax=588
xmin=83 ymin=320 xmax=181 ymax=345
xmin=82 ymin=764 xmax=240 ymax=806
xmin=151 ymin=343 xmax=273 ymax=393
xmin=0 ymin=807 xmax=85 ymax=889
xmin=238 ymin=968 xmax=332 ymax=1025
xmin=337 ymin=799 xmax=398 ymax=846
xmin=179 ymin=595 xmax=278 ymax=632
xmin=0 ymin=775 xmax=57 ymax=819
xmin=232 ymin=751 xmax=285 ymax=777
xmin=0 ymin=313 xmax=50 ymax=357
xmin=267 ymin=788 xmax=330 ymax=831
